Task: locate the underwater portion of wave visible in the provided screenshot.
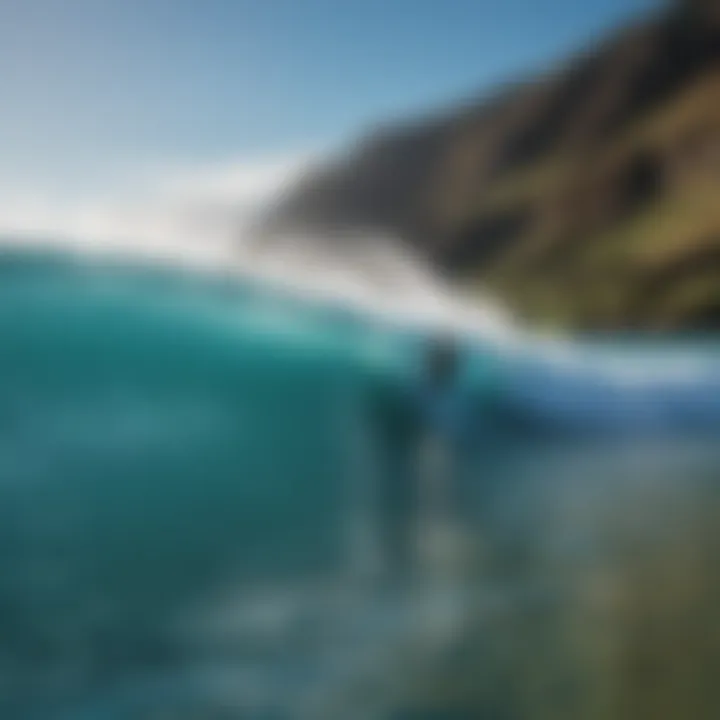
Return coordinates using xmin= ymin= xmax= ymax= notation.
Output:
xmin=1 ymin=247 xmax=720 ymax=717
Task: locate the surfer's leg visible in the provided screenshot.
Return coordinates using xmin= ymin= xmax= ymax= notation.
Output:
xmin=414 ymin=433 xmax=465 ymax=577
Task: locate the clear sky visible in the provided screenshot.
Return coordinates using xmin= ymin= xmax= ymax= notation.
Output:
xmin=0 ymin=0 xmax=663 ymax=240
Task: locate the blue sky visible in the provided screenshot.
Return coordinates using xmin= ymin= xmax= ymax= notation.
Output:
xmin=0 ymin=0 xmax=662 ymax=240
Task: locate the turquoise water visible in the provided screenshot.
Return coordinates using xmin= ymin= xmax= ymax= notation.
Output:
xmin=2 ymin=249 xmax=720 ymax=718
xmin=0 ymin=250 xmax=432 ymax=717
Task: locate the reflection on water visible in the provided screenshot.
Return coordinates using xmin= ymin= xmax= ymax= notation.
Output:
xmin=1 ymin=252 xmax=720 ymax=718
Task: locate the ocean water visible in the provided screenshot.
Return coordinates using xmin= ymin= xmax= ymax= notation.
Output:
xmin=1 ymin=248 xmax=720 ymax=719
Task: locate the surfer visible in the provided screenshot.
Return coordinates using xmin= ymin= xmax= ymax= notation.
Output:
xmin=425 ymin=335 xmax=461 ymax=411
xmin=414 ymin=333 xmax=471 ymax=579
xmin=379 ymin=333 xmax=471 ymax=585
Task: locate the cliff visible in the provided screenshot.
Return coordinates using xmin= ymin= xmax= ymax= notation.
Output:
xmin=267 ymin=1 xmax=720 ymax=330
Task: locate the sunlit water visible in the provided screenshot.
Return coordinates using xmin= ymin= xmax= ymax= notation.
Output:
xmin=1 ymin=248 xmax=720 ymax=719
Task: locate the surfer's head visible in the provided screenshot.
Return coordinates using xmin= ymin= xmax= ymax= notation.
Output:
xmin=426 ymin=334 xmax=460 ymax=389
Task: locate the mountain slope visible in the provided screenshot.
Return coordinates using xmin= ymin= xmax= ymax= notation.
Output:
xmin=266 ymin=1 xmax=720 ymax=331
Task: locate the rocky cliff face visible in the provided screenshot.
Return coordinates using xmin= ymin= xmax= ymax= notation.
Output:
xmin=267 ymin=1 xmax=720 ymax=331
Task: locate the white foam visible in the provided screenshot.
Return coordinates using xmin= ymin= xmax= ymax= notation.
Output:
xmin=0 ymin=178 xmax=715 ymax=390
xmin=0 ymin=222 xmax=517 ymax=347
